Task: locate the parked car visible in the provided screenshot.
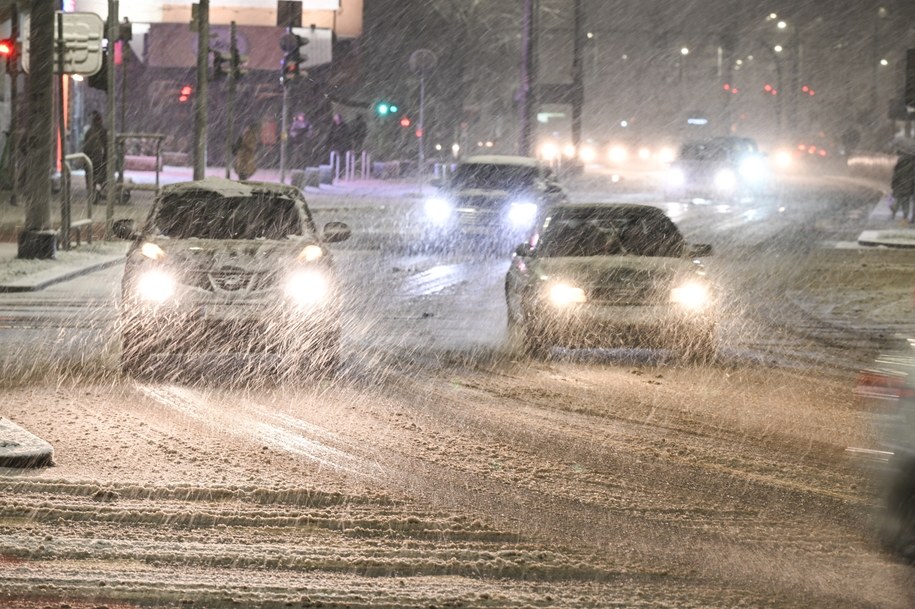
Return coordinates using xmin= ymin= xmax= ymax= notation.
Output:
xmin=423 ymin=155 xmax=568 ymax=249
xmin=114 ymin=177 xmax=351 ymax=377
xmin=854 ymin=339 xmax=915 ymax=559
xmin=665 ymin=136 xmax=769 ymax=202
xmin=505 ymin=202 xmax=718 ymax=361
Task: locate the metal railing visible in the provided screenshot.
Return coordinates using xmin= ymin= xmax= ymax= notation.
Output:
xmin=60 ymin=153 xmax=94 ymax=250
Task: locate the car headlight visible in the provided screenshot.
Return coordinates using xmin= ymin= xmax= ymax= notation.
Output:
xmin=424 ymin=197 xmax=453 ymax=226
xmin=297 ymin=244 xmax=323 ymax=263
xmin=578 ymin=144 xmax=597 ymax=163
xmin=714 ymin=168 xmax=737 ymax=190
xmin=774 ymin=150 xmax=793 ymax=169
xmin=284 ymin=269 xmax=331 ymax=307
xmin=667 ymin=167 xmax=686 ymax=186
xmin=670 ymin=280 xmax=711 ymax=311
xmin=135 ymin=269 xmax=177 ymax=303
xmin=141 ymin=242 xmax=166 ymax=261
xmin=738 ymin=156 xmax=766 ymax=181
xmin=507 ymin=201 xmax=538 ymax=228
xmin=548 ymin=282 xmax=587 ymax=306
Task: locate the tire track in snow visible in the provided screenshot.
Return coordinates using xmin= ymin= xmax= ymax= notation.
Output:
xmin=136 ymin=384 xmax=384 ymax=480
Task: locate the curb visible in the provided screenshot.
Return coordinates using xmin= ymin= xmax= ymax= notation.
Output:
xmin=857 ymin=229 xmax=915 ymax=249
xmin=0 ymin=417 xmax=54 ymax=468
xmin=0 ymin=256 xmax=125 ymax=293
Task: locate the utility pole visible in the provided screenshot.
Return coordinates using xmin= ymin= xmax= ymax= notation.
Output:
xmin=18 ymin=0 xmax=55 ymax=258
xmin=571 ymin=0 xmax=584 ymax=152
xmin=193 ymin=0 xmax=209 ymax=180
xmin=518 ymin=0 xmax=539 ymax=156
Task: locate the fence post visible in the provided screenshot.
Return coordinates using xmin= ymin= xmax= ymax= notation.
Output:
xmin=361 ymin=151 xmax=370 ymax=179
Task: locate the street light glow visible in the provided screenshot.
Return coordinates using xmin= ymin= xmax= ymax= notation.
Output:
xmin=680 ymin=47 xmax=690 ymax=56
xmin=774 ymin=45 xmax=783 ymax=53
xmin=880 ymin=58 xmax=889 ymax=66
xmin=777 ymin=20 xmax=787 ymax=29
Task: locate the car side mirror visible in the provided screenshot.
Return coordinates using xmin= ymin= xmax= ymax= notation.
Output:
xmin=323 ymin=221 xmax=351 ymax=243
xmin=112 ymin=218 xmax=137 ymax=240
xmin=513 ymin=243 xmax=532 ymax=257
xmin=688 ymin=243 xmax=713 ymax=257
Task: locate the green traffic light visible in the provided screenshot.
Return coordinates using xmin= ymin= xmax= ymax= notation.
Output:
xmin=377 ymin=103 xmax=389 ymax=115
xmin=389 ymin=104 xmax=398 ymax=113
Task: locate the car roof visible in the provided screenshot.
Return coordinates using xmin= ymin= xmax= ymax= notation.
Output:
xmin=458 ymin=155 xmax=541 ymax=168
xmin=159 ymin=177 xmax=304 ymax=200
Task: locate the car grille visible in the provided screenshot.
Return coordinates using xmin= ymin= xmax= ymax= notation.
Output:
xmin=182 ymin=269 xmax=277 ymax=293
xmin=588 ymin=270 xmax=671 ymax=305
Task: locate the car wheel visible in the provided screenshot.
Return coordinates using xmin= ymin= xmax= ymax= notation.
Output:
xmin=884 ymin=459 xmax=915 ymax=560
xmin=293 ymin=331 xmax=342 ymax=378
xmin=121 ymin=332 xmax=154 ymax=377
xmin=680 ymin=330 xmax=717 ymax=365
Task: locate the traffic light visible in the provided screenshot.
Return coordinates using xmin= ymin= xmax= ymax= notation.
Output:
xmin=399 ymin=116 xmax=412 ymax=128
xmin=279 ymin=32 xmax=307 ymax=84
xmin=801 ymin=85 xmax=815 ymax=96
xmin=231 ymin=47 xmax=248 ymax=80
xmin=178 ymin=85 xmax=193 ymax=103
xmin=763 ymin=83 xmax=777 ymax=95
xmin=0 ymin=38 xmax=16 ymax=74
xmin=375 ymin=101 xmax=400 ymax=116
xmin=212 ymin=50 xmax=227 ymax=81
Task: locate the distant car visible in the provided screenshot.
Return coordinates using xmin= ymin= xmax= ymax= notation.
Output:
xmin=423 ymin=155 xmax=568 ymax=248
xmin=505 ymin=203 xmax=718 ymax=361
xmin=114 ymin=177 xmax=351 ymax=376
xmin=665 ymin=136 xmax=769 ymax=201
xmin=854 ymin=340 xmax=915 ymax=559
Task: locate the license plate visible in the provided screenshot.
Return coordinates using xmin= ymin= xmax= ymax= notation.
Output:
xmin=203 ymin=304 xmax=257 ymax=322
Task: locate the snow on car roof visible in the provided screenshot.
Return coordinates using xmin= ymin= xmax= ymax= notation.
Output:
xmin=459 ymin=155 xmax=541 ymax=167
xmin=160 ymin=177 xmax=302 ymax=199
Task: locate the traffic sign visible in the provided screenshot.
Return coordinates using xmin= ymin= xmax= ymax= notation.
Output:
xmin=21 ymin=12 xmax=105 ymax=75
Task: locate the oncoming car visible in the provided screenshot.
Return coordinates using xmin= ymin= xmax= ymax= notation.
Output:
xmin=505 ymin=203 xmax=718 ymax=361
xmin=665 ymin=136 xmax=768 ymax=202
xmin=853 ymin=340 xmax=915 ymax=559
xmin=114 ymin=177 xmax=351 ymax=377
xmin=423 ymin=155 xmax=568 ymax=248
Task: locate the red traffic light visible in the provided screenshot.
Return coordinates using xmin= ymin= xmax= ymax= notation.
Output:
xmin=0 ymin=39 xmax=14 ymax=56
xmin=399 ymin=117 xmax=411 ymax=128
xmin=178 ymin=85 xmax=193 ymax=102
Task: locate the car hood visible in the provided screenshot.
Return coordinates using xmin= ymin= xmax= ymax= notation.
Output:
xmin=529 ymin=255 xmax=702 ymax=286
xmin=129 ymin=238 xmax=323 ymax=272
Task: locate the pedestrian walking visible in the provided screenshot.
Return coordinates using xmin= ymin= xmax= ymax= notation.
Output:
xmin=324 ymin=113 xmax=348 ymax=161
xmin=233 ymin=123 xmax=259 ymax=181
xmin=348 ymin=115 xmax=367 ymax=153
xmin=890 ymin=150 xmax=915 ymax=222
xmin=81 ymin=111 xmax=107 ymax=203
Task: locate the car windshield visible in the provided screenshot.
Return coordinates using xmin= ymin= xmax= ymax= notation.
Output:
xmin=450 ymin=163 xmax=539 ymax=190
xmin=538 ymin=207 xmax=685 ymax=258
xmin=679 ymin=142 xmax=730 ymax=162
xmin=151 ymin=192 xmax=305 ymax=240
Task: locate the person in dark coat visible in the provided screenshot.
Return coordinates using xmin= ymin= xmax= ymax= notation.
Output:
xmin=324 ymin=113 xmax=349 ymax=161
xmin=348 ymin=115 xmax=367 ymax=153
xmin=890 ymin=151 xmax=915 ymax=222
xmin=81 ymin=111 xmax=107 ymax=202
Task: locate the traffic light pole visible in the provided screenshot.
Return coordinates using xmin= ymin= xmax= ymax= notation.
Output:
xmin=279 ymin=78 xmax=289 ymax=183
xmin=105 ymin=0 xmax=118 ymax=237
xmin=225 ymin=21 xmax=237 ymax=179
xmin=9 ymin=2 xmax=19 ymax=207
xmin=518 ymin=0 xmax=539 ymax=157
xmin=192 ymin=0 xmax=209 ymax=180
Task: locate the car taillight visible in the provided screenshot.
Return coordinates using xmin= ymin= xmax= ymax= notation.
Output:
xmin=855 ymin=369 xmax=909 ymax=400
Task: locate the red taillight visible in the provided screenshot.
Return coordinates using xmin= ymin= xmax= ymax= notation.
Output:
xmin=855 ymin=369 xmax=906 ymax=400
